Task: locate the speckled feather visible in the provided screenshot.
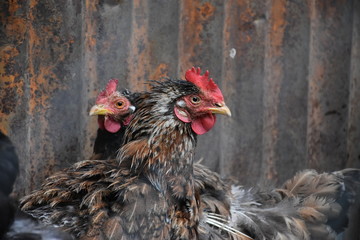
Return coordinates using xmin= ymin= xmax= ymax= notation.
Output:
xmin=20 ymin=78 xmax=360 ymax=240
xmin=228 ymin=168 xmax=360 ymax=240
xmin=21 ymin=79 xmax=235 ymax=240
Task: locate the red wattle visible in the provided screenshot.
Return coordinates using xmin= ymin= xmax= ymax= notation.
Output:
xmin=104 ymin=116 xmax=121 ymax=133
xmin=191 ymin=114 xmax=216 ymax=135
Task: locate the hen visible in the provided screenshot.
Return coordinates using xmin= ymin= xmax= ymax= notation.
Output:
xmin=89 ymin=79 xmax=136 ymax=160
xmin=20 ymin=68 xmax=360 ymax=240
xmin=88 ymin=75 xmax=360 ymax=240
xmin=21 ymin=67 xmax=233 ymax=239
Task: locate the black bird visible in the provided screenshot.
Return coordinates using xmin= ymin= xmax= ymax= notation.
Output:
xmin=0 ymin=130 xmax=19 ymax=239
xmin=89 ymin=79 xmax=136 ymax=160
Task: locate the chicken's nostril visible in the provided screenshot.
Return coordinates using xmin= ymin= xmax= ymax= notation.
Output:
xmin=215 ymin=103 xmax=223 ymax=107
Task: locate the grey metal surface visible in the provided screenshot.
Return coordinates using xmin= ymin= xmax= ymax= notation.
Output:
xmin=1 ymin=0 xmax=359 ymax=238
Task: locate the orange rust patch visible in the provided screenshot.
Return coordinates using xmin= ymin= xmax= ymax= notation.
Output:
xmin=262 ymin=0 xmax=288 ymax=182
xmin=26 ymin=0 xmax=71 ymax=113
xmin=8 ymin=0 xmax=22 ymax=13
xmin=0 ymin=45 xmax=24 ymax=133
xmin=84 ymin=0 xmax=99 ymax=68
xmin=150 ymin=63 xmax=169 ymax=80
xmin=237 ymin=3 xmax=257 ymax=47
xmin=270 ymin=0 xmax=287 ymax=57
xmin=0 ymin=46 xmax=21 ymax=87
xmin=4 ymin=0 xmax=27 ymax=41
xmin=199 ymin=2 xmax=216 ymax=19
xmin=223 ymin=0 xmax=257 ymax=61
xmin=5 ymin=17 xmax=27 ymax=39
xmin=0 ymin=0 xmax=27 ymax=159
xmin=178 ymin=0 xmax=216 ymax=74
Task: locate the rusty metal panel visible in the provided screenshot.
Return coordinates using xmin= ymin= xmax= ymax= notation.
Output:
xmin=261 ymin=0 xmax=311 ymax=184
xmin=79 ymin=0 xmax=134 ymax=160
xmin=1 ymin=0 xmax=84 ymax=196
xmin=346 ymin=1 xmax=360 ymax=239
xmin=0 ymin=0 xmax=359 ymax=238
xmin=306 ymin=0 xmax=354 ymax=170
xmin=219 ymin=0 xmax=266 ymax=185
xmin=347 ymin=0 xmax=360 ymax=170
xmin=147 ymin=0 xmax=180 ymax=79
xmin=0 ymin=0 xmax=28 ymax=196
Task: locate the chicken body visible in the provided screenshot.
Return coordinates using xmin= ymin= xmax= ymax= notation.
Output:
xmin=21 ymin=74 xmax=232 ymax=239
xmin=87 ymin=76 xmax=360 ymax=240
xmin=89 ymin=79 xmax=136 ymax=160
xmin=21 ymin=70 xmax=359 ymax=240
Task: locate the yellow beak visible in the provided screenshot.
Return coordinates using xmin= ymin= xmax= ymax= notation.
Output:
xmin=89 ymin=105 xmax=113 ymax=116
xmin=207 ymin=104 xmax=232 ymax=117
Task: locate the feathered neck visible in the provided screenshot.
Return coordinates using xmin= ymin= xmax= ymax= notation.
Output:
xmin=118 ymin=79 xmax=200 ymax=173
xmin=117 ymin=80 xmax=201 ymax=228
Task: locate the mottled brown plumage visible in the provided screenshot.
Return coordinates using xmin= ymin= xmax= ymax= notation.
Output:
xmin=228 ymin=168 xmax=360 ymax=240
xmin=20 ymin=70 xmax=359 ymax=240
xmin=21 ymin=72 xmax=233 ymax=239
xmin=86 ymin=78 xmax=360 ymax=240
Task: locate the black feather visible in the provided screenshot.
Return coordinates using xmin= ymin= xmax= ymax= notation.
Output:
xmin=0 ymin=130 xmax=19 ymax=238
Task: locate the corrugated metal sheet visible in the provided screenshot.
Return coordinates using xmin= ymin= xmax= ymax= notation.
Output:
xmin=1 ymin=0 xmax=359 ymax=238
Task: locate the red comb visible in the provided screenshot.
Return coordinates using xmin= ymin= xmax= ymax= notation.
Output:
xmin=185 ymin=67 xmax=224 ymax=101
xmin=96 ymin=79 xmax=119 ymax=103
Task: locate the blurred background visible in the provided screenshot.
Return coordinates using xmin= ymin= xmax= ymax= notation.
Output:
xmin=0 ymin=0 xmax=359 ymax=238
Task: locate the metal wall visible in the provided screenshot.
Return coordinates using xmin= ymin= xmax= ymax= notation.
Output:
xmin=1 ymin=0 xmax=359 ymax=238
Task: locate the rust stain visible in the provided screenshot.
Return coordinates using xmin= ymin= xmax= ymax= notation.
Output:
xmin=3 ymin=0 xmax=27 ymax=43
xmin=5 ymin=17 xmax=27 ymax=40
xmin=127 ymin=0 xmax=150 ymax=91
xmin=150 ymin=63 xmax=169 ymax=80
xmin=84 ymin=0 xmax=98 ymax=92
xmin=20 ymin=0 xmax=75 ymax=192
xmin=220 ymin=0 xmax=266 ymax=180
xmin=80 ymin=0 xmax=101 ymax=162
xmin=306 ymin=63 xmax=325 ymax=169
xmin=238 ymin=2 xmax=257 ymax=47
xmin=178 ymin=0 xmax=216 ymax=74
xmin=262 ymin=0 xmax=288 ymax=182
xmin=27 ymin=3 xmax=66 ymax=113
xmin=269 ymin=0 xmax=287 ymax=57
xmin=0 ymin=46 xmax=23 ymax=94
xmin=222 ymin=0 xmax=257 ymax=95
xmin=0 ymin=0 xmax=27 ymax=135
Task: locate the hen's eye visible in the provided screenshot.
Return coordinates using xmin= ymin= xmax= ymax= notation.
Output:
xmin=115 ymin=101 xmax=124 ymax=108
xmin=190 ymin=96 xmax=201 ymax=104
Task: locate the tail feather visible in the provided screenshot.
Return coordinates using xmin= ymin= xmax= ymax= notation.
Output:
xmin=281 ymin=170 xmax=340 ymax=198
xmin=228 ymin=169 xmax=360 ymax=240
xmin=299 ymin=196 xmax=341 ymax=222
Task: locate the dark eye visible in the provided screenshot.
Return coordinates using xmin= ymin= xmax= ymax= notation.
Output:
xmin=190 ymin=96 xmax=201 ymax=104
xmin=115 ymin=101 xmax=124 ymax=108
